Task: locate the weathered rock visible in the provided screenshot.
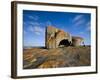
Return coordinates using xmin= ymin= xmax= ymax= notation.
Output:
xmin=23 ymin=46 xmax=91 ymax=69
xmin=45 ymin=26 xmax=72 ymax=48
xmin=72 ymin=36 xmax=84 ymax=46
xmin=45 ymin=26 xmax=84 ymax=49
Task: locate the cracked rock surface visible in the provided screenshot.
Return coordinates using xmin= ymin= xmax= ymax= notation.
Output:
xmin=23 ymin=46 xmax=90 ymax=69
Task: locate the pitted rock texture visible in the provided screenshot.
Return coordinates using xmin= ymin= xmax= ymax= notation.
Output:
xmin=45 ymin=26 xmax=84 ymax=49
xmin=23 ymin=46 xmax=90 ymax=69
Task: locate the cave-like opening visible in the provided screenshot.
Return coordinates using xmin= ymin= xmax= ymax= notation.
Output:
xmin=59 ymin=39 xmax=70 ymax=47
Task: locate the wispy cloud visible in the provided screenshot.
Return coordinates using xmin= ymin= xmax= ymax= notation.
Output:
xmin=34 ymin=26 xmax=43 ymax=32
xmin=73 ymin=15 xmax=84 ymax=22
xmin=79 ymin=31 xmax=84 ymax=34
xmin=29 ymin=21 xmax=42 ymax=26
xmin=86 ymin=21 xmax=91 ymax=31
xmin=74 ymin=19 xmax=85 ymax=27
xmin=28 ymin=25 xmax=34 ymax=32
xmin=72 ymin=15 xmax=85 ymax=27
xmin=34 ymin=26 xmax=44 ymax=35
xmin=28 ymin=25 xmax=44 ymax=35
xmin=79 ymin=21 xmax=91 ymax=34
xmin=28 ymin=15 xmax=39 ymax=20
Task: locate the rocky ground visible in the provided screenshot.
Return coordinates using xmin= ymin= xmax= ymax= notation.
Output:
xmin=23 ymin=46 xmax=91 ymax=69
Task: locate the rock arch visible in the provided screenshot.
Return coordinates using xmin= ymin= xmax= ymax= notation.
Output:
xmin=46 ymin=26 xmax=72 ymax=48
xmin=55 ymin=30 xmax=72 ymax=48
xmin=58 ymin=39 xmax=71 ymax=47
xmin=45 ymin=26 xmax=83 ymax=49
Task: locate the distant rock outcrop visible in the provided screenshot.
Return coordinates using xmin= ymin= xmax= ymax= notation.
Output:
xmin=45 ymin=26 xmax=84 ymax=49
xmin=72 ymin=36 xmax=84 ymax=46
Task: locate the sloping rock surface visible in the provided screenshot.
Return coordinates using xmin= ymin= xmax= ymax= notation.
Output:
xmin=23 ymin=46 xmax=90 ymax=69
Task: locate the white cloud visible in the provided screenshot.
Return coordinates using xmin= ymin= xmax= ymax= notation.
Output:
xmin=72 ymin=15 xmax=85 ymax=27
xmin=34 ymin=26 xmax=43 ymax=32
xmin=28 ymin=15 xmax=39 ymax=20
xmin=28 ymin=25 xmax=34 ymax=32
xmin=73 ymin=15 xmax=84 ymax=22
xmin=86 ymin=21 xmax=91 ymax=31
xmin=79 ymin=31 xmax=84 ymax=34
xmin=24 ymin=20 xmax=45 ymax=36
xmin=28 ymin=25 xmax=44 ymax=35
xmin=29 ymin=21 xmax=43 ymax=26
xmin=74 ymin=19 xmax=85 ymax=27
xmin=29 ymin=22 xmax=40 ymax=26
xmin=86 ymin=21 xmax=90 ymax=27
xmin=35 ymin=31 xmax=41 ymax=35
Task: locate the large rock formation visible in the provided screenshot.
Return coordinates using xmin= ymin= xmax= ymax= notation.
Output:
xmin=45 ymin=26 xmax=72 ymax=48
xmin=45 ymin=26 xmax=84 ymax=49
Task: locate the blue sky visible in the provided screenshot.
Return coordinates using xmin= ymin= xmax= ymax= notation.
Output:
xmin=23 ymin=10 xmax=91 ymax=47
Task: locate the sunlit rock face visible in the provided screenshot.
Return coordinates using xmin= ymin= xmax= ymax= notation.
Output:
xmin=72 ymin=36 xmax=84 ymax=46
xmin=45 ymin=26 xmax=83 ymax=49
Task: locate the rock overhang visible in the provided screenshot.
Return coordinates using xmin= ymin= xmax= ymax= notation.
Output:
xmin=45 ymin=26 xmax=84 ymax=49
